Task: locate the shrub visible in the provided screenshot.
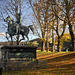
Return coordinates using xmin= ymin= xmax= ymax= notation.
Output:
xmin=68 ymin=46 xmax=74 ymax=52
xmin=24 ymin=41 xmax=39 ymax=47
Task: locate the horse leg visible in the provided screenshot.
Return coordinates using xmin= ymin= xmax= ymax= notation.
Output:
xmin=10 ymin=35 xmax=13 ymax=45
xmin=19 ymin=34 xmax=25 ymax=42
xmin=6 ymin=32 xmax=9 ymax=41
xmin=26 ymin=35 xmax=29 ymax=44
xmin=16 ymin=35 xmax=20 ymax=45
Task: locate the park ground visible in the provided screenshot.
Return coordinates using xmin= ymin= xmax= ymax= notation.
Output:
xmin=2 ymin=50 xmax=75 ymax=75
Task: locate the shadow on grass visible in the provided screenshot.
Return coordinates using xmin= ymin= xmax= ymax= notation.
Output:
xmin=35 ymin=52 xmax=75 ymax=70
xmin=48 ymin=52 xmax=75 ymax=62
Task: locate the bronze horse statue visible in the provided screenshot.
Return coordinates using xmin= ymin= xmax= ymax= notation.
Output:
xmin=4 ymin=16 xmax=34 ymax=44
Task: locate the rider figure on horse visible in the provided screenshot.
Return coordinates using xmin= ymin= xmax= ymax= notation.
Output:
xmin=16 ymin=13 xmax=21 ymax=34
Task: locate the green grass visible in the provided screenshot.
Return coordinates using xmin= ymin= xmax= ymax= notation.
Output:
xmin=2 ymin=50 xmax=75 ymax=75
xmin=37 ymin=50 xmax=52 ymax=55
xmin=36 ymin=50 xmax=71 ymax=55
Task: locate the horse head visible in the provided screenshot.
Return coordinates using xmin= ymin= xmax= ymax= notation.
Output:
xmin=4 ymin=16 xmax=15 ymax=27
xmin=4 ymin=16 xmax=13 ymax=22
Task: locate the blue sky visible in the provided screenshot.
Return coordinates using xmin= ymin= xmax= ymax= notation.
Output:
xmin=0 ymin=0 xmax=39 ymax=42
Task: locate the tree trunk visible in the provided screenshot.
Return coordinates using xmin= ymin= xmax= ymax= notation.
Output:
xmin=52 ymin=42 xmax=54 ymax=52
xmin=46 ymin=29 xmax=49 ymax=52
xmin=41 ymin=41 xmax=45 ymax=51
xmin=57 ymin=36 xmax=61 ymax=52
xmin=47 ymin=41 xmax=49 ymax=52
xmin=52 ymin=29 xmax=55 ymax=52
xmin=69 ymin=24 xmax=74 ymax=51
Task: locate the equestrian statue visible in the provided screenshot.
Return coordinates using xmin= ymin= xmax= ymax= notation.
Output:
xmin=4 ymin=15 xmax=34 ymax=45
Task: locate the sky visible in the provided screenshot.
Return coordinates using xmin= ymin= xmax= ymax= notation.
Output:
xmin=0 ymin=0 xmax=39 ymax=42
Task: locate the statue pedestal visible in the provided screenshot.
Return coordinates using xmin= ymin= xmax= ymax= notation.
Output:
xmin=74 ymin=34 xmax=75 ymax=51
xmin=1 ymin=45 xmax=37 ymax=70
xmin=0 ymin=67 xmax=2 ymax=75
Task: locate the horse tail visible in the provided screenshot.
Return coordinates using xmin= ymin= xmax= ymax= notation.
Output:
xmin=28 ymin=25 xmax=34 ymax=34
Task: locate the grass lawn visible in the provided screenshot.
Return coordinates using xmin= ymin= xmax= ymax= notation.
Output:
xmin=2 ymin=50 xmax=75 ymax=75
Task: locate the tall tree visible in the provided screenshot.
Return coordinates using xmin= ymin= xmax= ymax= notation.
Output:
xmin=28 ymin=0 xmax=53 ymax=51
xmin=55 ymin=0 xmax=75 ymax=51
xmin=45 ymin=0 xmax=67 ymax=52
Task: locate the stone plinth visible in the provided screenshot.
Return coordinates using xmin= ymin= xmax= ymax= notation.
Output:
xmin=1 ymin=45 xmax=37 ymax=70
xmin=74 ymin=40 xmax=75 ymax=51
